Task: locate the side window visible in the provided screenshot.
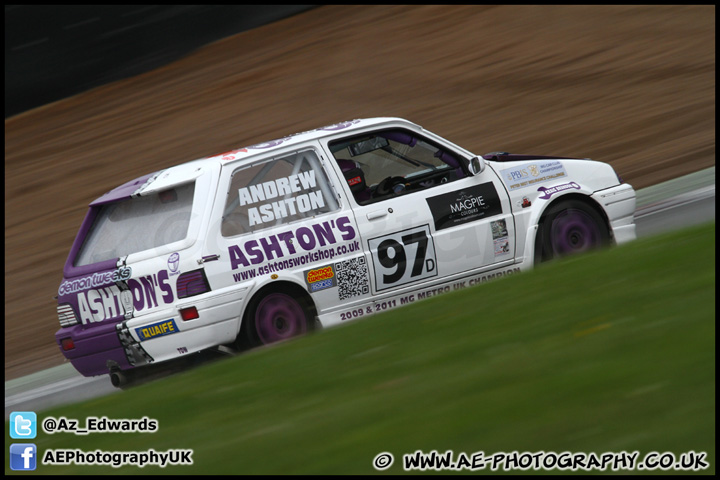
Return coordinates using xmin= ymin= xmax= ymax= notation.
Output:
xmin=329 ymin=129 xmax=467 ymax=205
xmin=222 ymin=149 xmax=339 ymax=237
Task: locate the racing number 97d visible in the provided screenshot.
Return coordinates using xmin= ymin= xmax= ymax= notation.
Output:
xmin=369 ymin=225 xmax=438 ymax=291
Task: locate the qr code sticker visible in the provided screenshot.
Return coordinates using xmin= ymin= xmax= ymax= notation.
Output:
xmin=335 ymin=256 xmax=370 ymax=300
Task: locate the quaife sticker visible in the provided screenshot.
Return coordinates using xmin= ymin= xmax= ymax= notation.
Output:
xmin=135 ymin=319 xmax=179 ymax=341
xmin=426 ymin=183 xmax=502 ymax=231
xmin=304 ymin=265 xmax=337 ymax=292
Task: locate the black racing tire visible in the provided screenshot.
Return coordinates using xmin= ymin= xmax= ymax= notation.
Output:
xmin=536 ymin=199 xmax=610 ymax=263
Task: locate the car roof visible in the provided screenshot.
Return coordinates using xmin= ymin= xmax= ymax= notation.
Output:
xmin=205 ymin=116 xmax=418 ymax=164
xmin=90 ymin=117 xmax=418 ymax=205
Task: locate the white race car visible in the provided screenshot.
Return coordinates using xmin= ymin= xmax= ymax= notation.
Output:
xmin=54 ymin=117 xmax=636 ymax=386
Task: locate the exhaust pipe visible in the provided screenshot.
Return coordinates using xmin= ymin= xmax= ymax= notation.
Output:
xmin=110 ymin=370 xmax=128 ymax=388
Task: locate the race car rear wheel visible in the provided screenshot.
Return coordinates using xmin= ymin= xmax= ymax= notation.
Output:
xmin=537 ymin=199 xmax=610 ymax=262
xmin=239 ymin=286 xmax=314 ymax=349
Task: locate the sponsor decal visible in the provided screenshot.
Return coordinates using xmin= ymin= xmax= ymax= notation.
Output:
xmin=218 ymin=139 xmax=292 ymax=161
xmin=537 ymin=182 xmax=581 ymax=199
xmin=333 ymin=267 xmax=525 ymax=322
xmin=421 ymin=267 xmax=521 ymax=292
xmin=304 ymin=265 xmax=337 ymax=292
xmin=500 ymin=161 xmax=567 ymax=191
xmin=303 ymin=257 xmax=371 ymax=298
xmin=247 ymin=138 xmax=291 ymax=150
xmin=58 ymin=266 xmax=132 ymax=296
xmin=120 ymin=290 xmax=134 ymax=315
xmin=75 ymin=285 xmax=127 ymax=324
xmin=228 ymin=215 xmax=356 ymax=270
xmin=335 ymin=256 xmax=370 ymax=300
xmin=318 ymin=120 xmax=361 ymax=131
xmin=126 ymin=270 xmax=174 ymax=312
xmin=74 ymin=269 xmax=175 ymax=324
xmin=135 ymin=319 xmax=179 ymax=341
xmin=426 ymin=183 xmax=502 ymax=231
xmin=310 ymin=278 xmax=334 ymax=292
xmin=231 ymin=239 xmax=362 ymax=283
xmin=167 ymin=252 xmax=180 ymax=275
xmin=219 ymin=148 xmax=249 ymax=161
xmin=469 ymin=267 xmax=522 ymax=284
xmin=491 ymin=220 xmax=510 ymax=256
xmin=237 ymin=170 xmax=325 ymax=227
xmin=307 ymin=265 xmax=334 ymax=283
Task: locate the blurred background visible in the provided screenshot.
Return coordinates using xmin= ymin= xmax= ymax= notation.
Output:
xmin=4 ymin=5 xmax=715 ymax=380
xmin=5 ymin=5 xmax=316 ymax=117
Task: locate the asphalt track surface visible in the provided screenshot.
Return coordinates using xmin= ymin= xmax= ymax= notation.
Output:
xmin=5 ymin=167 xmax=715 ymax=419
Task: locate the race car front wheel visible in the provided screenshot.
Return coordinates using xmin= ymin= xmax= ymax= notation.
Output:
xmin=239 ymin=286 xmax=313 ymax=349
xmin=537 ymin=199 xmax=610 ymax=262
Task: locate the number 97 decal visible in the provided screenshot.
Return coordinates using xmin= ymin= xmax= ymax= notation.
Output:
xmin=368 ymin=225 xmax=438 ymax=291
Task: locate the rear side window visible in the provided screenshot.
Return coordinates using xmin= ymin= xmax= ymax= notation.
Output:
xmin=74 ymin=182 xmax=195 ymax=266
xmin=222 ymin=149 xmax=339 ymax=237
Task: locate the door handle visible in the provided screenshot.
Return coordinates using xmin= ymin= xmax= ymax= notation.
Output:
xmin=366 ymin=210 xmax=388 ymax=221
xmin=197 ymin=254 xmax=220 ymax=265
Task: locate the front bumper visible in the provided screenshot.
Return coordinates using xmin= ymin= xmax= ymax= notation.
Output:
xmin=592 ymin=183 xmax=637 ymax=246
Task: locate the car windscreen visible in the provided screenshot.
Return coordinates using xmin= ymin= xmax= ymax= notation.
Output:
xmin=74 ymin=182 xmax=195 ymax=267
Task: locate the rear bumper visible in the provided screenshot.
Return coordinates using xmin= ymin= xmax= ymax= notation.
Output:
xmin=55 ymin=285 xmax=247 ymax=377
xmin=124 ymin=287 xmax=247 ymax=364
xmin=55 ymin=322 xmax=134 ymax=377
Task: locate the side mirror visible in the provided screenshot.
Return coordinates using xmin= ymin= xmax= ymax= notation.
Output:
xmin=468 ymin=156 xmax=485 ymax=175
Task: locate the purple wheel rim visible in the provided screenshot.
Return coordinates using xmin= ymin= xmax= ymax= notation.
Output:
xmin=254 ymin=293 xmax=307 ymax=344
xmin=550 ymin=208 xmax=601 ymax=256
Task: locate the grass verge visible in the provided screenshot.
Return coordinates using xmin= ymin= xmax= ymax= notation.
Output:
xmin=6 ymin=222 xmax=715 ymax=474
